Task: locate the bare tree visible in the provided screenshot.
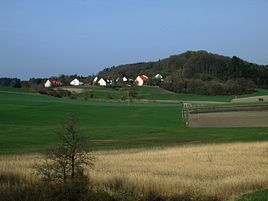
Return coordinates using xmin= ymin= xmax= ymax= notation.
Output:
xmin=36 ymin=114 xmax=94 ymax=184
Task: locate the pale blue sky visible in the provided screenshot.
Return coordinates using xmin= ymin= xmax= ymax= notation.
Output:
xmin=0 ymin=0 xmax=268 ymax=79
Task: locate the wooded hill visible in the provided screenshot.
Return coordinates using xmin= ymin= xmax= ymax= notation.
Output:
xmin=98 ymin=51 xmax=268 ymax=95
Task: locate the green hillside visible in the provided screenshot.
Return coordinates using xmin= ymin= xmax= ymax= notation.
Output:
xmin=1 ymin=87 xmax=268 ymax=154
xmin=75 ymin=85 xmax=268 ymax=102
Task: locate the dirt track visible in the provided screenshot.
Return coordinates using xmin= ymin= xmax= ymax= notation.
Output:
xmin=57 ymin=87 xmax=86 ymax=93
xmin=189 ymin=110 xmax=268 ymax=128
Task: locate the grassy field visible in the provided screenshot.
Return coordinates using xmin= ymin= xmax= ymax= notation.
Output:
xmin=236 ymin=189 xmax=268 ymax=201
xmin=1 ymin=142 xmax=268 ymax=201
xmin=73 ymin=86 xmax=268 ymax=102
xmin=1 ymin=86 xmax=268 ymax=153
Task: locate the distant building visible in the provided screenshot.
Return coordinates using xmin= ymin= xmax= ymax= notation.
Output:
xmin=135 ymin=75 xmax=148 ymax=86
xmin=154 ymin=74 xmax=163 ymax=79
xmin=44 ymin=80 xmax=52 ymax=88
xmin=44 ymin=79 xmax=61 ymax=88
xmin=70 ymin=78 xmax=83 ymax=86
xmin=93 ymin=77 xmax=98 ymax=83
xmin=123 ymin=76 xmax=128 ymax=82
xmin=98 ymin=78 xmax=107 ymax=86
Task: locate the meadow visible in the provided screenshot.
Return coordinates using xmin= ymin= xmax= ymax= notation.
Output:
xmin=1 ymin=86 xmax=268 ymax=153
xmin=75 ymin=85 xmax=237 ymax=102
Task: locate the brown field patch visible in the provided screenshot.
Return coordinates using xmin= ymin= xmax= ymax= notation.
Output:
xmin=57 ymin=87 xmax=87 ymax=93
xmin=1 ymin=142 xmax=268 ymax=200
xmin=231 ymin=95 xmax=268 ymax=103
xmin=188 ymin=111 xmax=268 ymax=128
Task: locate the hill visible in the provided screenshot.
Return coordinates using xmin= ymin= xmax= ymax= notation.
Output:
xmin=98 ymin=51 xmax=268 ymax=95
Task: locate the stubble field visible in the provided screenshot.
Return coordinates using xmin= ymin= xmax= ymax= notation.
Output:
xmin=1 ymin=142 xmax=268 ymax=200
xmin=189 ymin=111 xmax=268 ymax=128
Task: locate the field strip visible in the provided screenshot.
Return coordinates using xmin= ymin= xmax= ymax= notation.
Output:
xmin=1 ymin=142 xmax=268 ymax=200
xmin=0 ymin=90 xmax=36 ymax=95
xmin=232 ymin=95 xmax=268 ymax=103
xmin=184 ymin=100 xmax=228 ymax=104
xmin=57 ymin=87 xmax=87 ymax=93
xmin=189 ymin=110 xmax=268 ymax=128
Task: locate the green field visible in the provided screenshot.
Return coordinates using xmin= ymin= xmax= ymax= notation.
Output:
xmin=75 ymin=85 xmax=268 ymax=102
xmin=79 ymin=85 xmax=237 ymax=102
xmin=236 ymin=189 xmax=268 ymax=201
xmin=1 ymin=86 xmax=268 ymax=154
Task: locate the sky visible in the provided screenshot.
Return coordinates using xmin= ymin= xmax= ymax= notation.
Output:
xmin=0 ymin=0 xmax=268 ymax=80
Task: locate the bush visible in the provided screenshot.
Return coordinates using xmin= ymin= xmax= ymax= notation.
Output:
xmin=37 ymin=88 xmax=71 ymax=98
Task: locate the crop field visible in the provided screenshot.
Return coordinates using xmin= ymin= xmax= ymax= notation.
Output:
xmin=1 ymin=142 xmax=268 ymax=200
xmin=232 ymin=95 xmax=268 ymax=103
xmin=1 ymin=86 xmax=268 ymax=153
xmin=189 ymin=111 xmax=268 ymax=128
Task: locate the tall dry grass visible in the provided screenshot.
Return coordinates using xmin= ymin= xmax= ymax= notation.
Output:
xmin=1 ymin=142 xmax=268 ymax=200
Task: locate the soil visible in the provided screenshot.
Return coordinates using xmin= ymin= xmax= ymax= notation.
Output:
xmin=189 ymin=110 xmax=268 ymax=128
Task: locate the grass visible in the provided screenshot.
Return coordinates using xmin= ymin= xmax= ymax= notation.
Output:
xmin=239 ymin=88 xmax=268 ymax=97
xmin=236 ymin=189 xmax=268 ymax=201
xmin=190 ymin=102 xmax=268 ymax=109
xmin=1 ymin=86 xmax=268 ymax=153
xmin=74 ymin=86 xmax=268 ymax=102
xmin=1 ymin=142 xmax=268 ymax=201
xmin=77 ymin=85 xmax=236 ymax=102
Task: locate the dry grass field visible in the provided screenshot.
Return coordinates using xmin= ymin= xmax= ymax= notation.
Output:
xmin=1 ymin=142 xmax=268 ymax=200
xmin=188 ymin=111 xmax=268 ymax=128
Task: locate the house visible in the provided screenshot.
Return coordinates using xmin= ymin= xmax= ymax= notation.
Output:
xmin=44 ymin=79 xmax=61 ymax=88
xmin=93 ymin=77 xmax=98 ymax=83
xmin=51 ymin=80 xmax=61 ymax=86
xmin=123 ymin=76 xmax=128 ymax=82
xmin=154 ymin=74 xmax=163 ymax=79
xmin=135 ymin=75 xmax=148 ymax=86
xmin=70 ymin=78 xmax=83 ymax=86
xmin=98 ymin=78 xmax=107 ymax=86
xmin=44 ymin=80 xmax=52 ymax=88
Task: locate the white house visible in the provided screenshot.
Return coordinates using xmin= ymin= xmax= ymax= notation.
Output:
xmin=70 ymin=78 xmax=83 ymax=86
xmin=154 ymin=74 xmax=163 ymax=79
xmin=44 ymin=80 xmax=52 ymax=88
xmin=98 ymin=78 xmax=107 ymax=86
xmin=123 ymin=76 xmax=128 ymax=82
xmin=135 ymin=75 xmax=148 ymax=86
xmin=93 ymin=77 xmax=98 ymax=83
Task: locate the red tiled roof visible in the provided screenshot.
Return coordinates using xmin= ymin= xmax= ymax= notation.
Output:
xmin=50 ymin=80 xmax=61 ymax=85
xmin=140 ymin=75 xmax=148 ymax=81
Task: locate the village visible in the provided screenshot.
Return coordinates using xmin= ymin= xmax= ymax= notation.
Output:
xmin=44 ymin=74 xmax=164 ymax=88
